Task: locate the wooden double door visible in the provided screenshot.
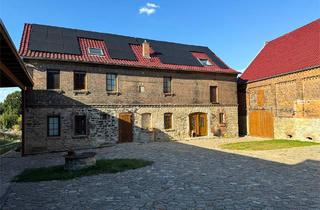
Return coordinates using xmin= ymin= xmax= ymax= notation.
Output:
xmin=249 ymin=110 xmax=274 ymax=138
xmin=189 ymin=113 xmax=208 ymax=137
xmin=118 ymin=112 xmax=133 ymax=143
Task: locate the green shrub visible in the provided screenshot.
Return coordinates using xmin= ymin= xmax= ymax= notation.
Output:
xmin=0 ymin=91 xmax=22 ymax=130
xmin=0 ymin=111 xmax=19 ymax=130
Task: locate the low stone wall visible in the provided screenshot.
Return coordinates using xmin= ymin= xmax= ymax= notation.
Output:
xmin=24 ymin=105 xmax=238 ymax=154
xmin=274 ymin=117 xmax=320 ymax=141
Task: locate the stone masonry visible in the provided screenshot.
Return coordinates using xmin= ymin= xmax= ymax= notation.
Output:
xmin=239 ymin=67 xmax=320 ymax=141
xmin=24 ymin=60 xmax=239 ymax=154
xmin=25 ymin=105 xmax=238 ymax=153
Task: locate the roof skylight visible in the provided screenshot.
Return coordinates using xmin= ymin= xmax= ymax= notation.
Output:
xmin=88 ymin=47 xmax=104 ymax=56
xmin=198 ymin=58 xmax=212 ymax=66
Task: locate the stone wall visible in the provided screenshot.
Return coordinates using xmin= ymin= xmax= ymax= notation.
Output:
xmin=23 ymin=59 xmax=239 ymax=153
xmin=239 ymin=67 xmax=320 ymax=141
xmin=274 ymin=117 xmax=320 ymax=141
xmin=25 ymin=60 xmax=238 ymax=106
xmin=24 ymin=105 xmax=238 ymax=154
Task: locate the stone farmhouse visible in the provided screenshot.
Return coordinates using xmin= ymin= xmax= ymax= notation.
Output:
xmin=238 ymin=19 xmax=320 ymax=141
xmin=19 ymin=24 xmax=239 ymax=154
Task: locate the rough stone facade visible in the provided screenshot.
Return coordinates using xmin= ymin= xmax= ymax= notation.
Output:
xmin=24 ymin=60 xmax=238 ymax=154
xmin=239 ymin=67 xmax=320 ymax=141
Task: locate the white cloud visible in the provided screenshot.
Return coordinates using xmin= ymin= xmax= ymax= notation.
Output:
xmin=139 ymin=2 xmax=159 ymax=15
xmin=146 ymin=2 xmax=159 ymax=8
xmin=139 ymin=7 xmax=156 ymax=15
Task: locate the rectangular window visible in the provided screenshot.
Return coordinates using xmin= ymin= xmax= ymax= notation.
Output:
xmin=141 ymin=113 xmax=151 ymax=129
xmin=219 ymin=113 xmax=226 ymax=124
xmin=88 ymin=47 xmax=104 ymax=56
xmin=107 ymin=74 xmax=117 ymax=92
xmin=164 ymin=113 xmax=172 ymax=129
xmin=47 ymin=70 xmax=60 ymax=89
xmin=210 ymin=86 xmax=218 ymax=103
xmin=47 ymin=116 xmax=60 ymax=137
xmin=74 ymin=71 xmax=86 ymax=90
xmin=163 ymin=77 xmax=171 ymax=93
xmin=74 ymin=115 xmax=86 ymax=135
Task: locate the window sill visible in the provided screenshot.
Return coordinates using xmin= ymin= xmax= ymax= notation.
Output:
xmin=164 ymin=93 xmax=175 ymax=97
xmin=46 ymin=136 xmax=61 ymax=140
xmin=210 ymin=102 xmax=219 ymax=104
xmin=47 ymin=89 xmax=64 ymax=94
xmin=72 ymin=135 xmax=88 ymax=139
xmin=219 ymin=123 xmax=226 ymax=127
xmin=164 ymin=128 xmax=175 ymax=132
xmin=107 ymin=91 xmax=121 ymax=96
xmin=73 ymin=90 xmax=90 ymax=95
xmin=141 ymin=128 xmax=154 ymax=132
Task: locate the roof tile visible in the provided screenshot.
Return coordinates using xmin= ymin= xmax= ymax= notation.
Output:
xmin=241 ymin=19 xmax=320 ymax=82
xmin=19 ymin=24 xmax=238 ymax=74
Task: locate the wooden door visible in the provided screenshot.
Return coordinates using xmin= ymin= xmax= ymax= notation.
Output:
xmin=189 ymin=113 xmax=207 ymax=137
xmin=199 ymin=113 xmax=208 ymax=136
xmin=249 ymin=110 xmax=274 ymax=138
xmin=190 ymin=114 xmax=198 ymax=136
xmin=118 ymin=112 xmax=133 ymax=143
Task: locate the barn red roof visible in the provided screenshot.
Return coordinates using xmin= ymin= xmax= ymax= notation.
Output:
xmin=241 ymin=19 xmax=320 ymax=82
xmin=19 ymin=24 xmax=238 ymax=74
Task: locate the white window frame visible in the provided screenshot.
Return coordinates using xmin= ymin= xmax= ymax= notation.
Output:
xmin=88 ymin=47 xmax=104 ymax=56
xmin=198 ymin=58 xmax=212 ymax=66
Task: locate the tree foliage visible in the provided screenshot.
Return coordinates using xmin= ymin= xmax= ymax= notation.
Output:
xmin=0 ymin=91 xmax=22 ymax=130
xmin=0 ymin=102 xmax=4 ymax=115
xmin=0 ymin=112 xmax=19 ymax=129
xmin=2 ymin=91 xmax=22 ymax=114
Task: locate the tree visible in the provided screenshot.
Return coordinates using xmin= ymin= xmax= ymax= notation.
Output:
xmin=0 ymin=102 xmax=3 ymax=115
xmin=2 ymin=91 xmax=21 ymax=114
xmin=0 ymin=91 xmax=21 ymax=130
xmin=0 ymin=111 xmax=19 ymax=130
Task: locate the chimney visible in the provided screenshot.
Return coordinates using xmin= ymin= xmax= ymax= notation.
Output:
xmin=142 ymin=40 xmax=150 ymax=58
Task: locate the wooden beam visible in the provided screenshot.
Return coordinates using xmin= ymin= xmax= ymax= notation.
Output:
xmin=0 ymin=61 xmax=25 ymax=89
xmin=21 ymin=89 xmax=26 ymax=156
xmin=0 ymin=21 xmax=33 ymax=87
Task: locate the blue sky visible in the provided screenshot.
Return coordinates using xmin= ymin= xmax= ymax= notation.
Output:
xmin=0 ymin=0 xmax=319 ymax=102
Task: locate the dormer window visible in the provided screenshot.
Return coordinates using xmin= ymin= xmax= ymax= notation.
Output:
xmin=88 ymin=47 xmax=104 ymax=56
xmin=198 ymin=58 xmax=212 ymax=66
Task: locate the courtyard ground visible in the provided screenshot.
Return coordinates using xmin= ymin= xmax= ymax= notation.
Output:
xmin=1 ymin=137 xmax=320 ymax=209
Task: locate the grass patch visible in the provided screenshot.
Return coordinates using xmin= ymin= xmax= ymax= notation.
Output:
xmin=0 ymin=132 xmax=21 ymax=155
xmin=0 ymin=139 xmax=13 ymax=146
xmin=13 ymin=159 xmax=153 ymax=182
xmin=220 ymin=140 xmax=320 ymax=151
xmin=0 ymin=141 xmax=20 ymax=155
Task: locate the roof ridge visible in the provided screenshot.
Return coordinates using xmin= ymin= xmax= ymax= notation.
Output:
xmin=267 ymin=18 xmax=319 ymax=44
xmin=20 ymin=23 xmax=237 ymax=73
xmin=240 ymin=19 xmax=319 ymax=82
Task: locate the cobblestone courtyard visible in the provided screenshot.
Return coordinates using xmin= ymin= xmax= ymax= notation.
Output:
xmin=1 ymin=138 xmax=320 ymax=209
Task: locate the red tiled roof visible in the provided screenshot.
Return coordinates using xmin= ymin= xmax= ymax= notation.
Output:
xmin=19 ymin=24 xmax=238 ymax=74
xmin=241 ymin=19 xmax=320 ymax=82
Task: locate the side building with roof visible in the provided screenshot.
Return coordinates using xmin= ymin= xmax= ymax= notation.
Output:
xmin=238 ymin=19 xmax=320 ymax=141
xmin=19 ymin=23 xmax=239 ymax=154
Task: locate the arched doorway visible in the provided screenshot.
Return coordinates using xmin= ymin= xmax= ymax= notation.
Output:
xmin=189 ymin=113 xmax=207 ymax=137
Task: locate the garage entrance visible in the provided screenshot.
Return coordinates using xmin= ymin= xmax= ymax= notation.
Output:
xmin=249 ymin=110 xmax=274 ymax=138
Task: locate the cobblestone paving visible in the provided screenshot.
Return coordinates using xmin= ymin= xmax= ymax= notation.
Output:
xmin=1 ymin=138 xmax=320 ymax=209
